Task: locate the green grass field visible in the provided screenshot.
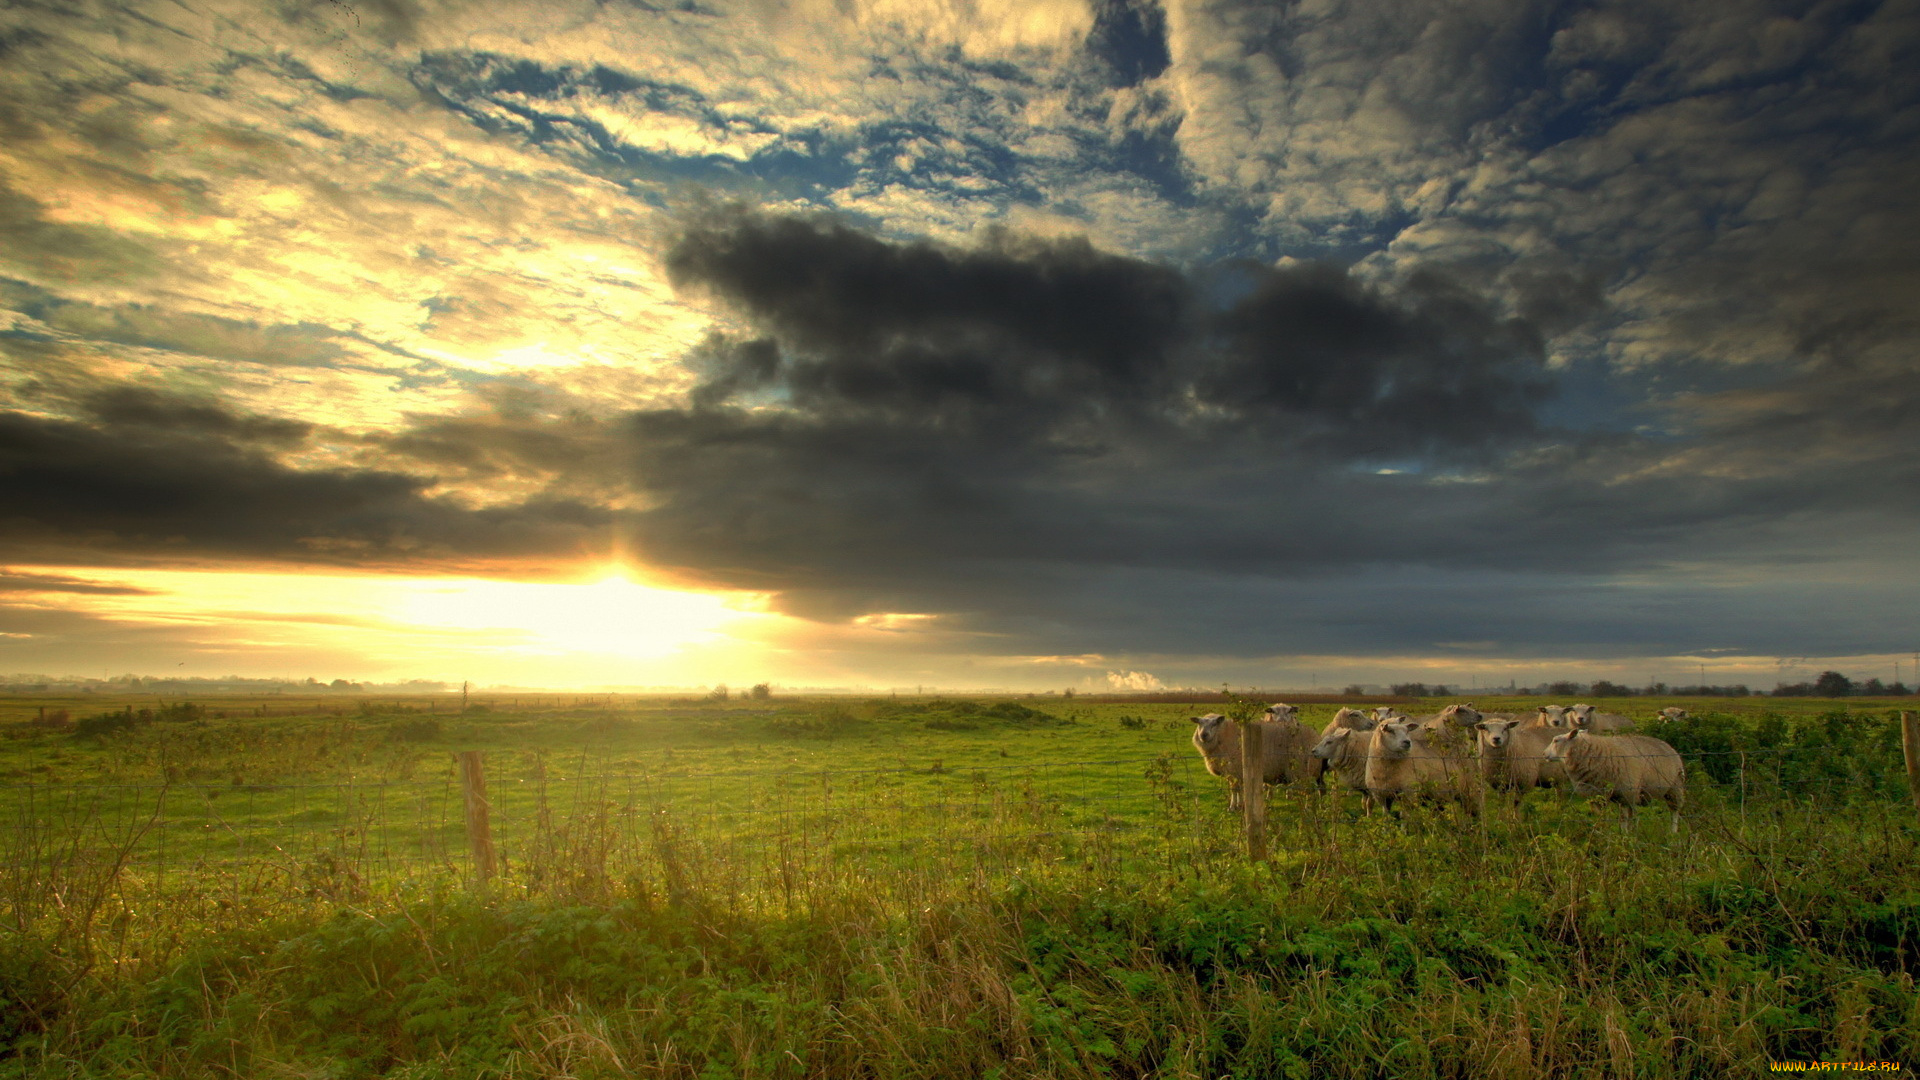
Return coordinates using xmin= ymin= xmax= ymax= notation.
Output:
xmin=2 ymin=692 xmax=1917 ymax=1077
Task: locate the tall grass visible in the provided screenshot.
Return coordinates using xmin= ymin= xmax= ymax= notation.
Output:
xmin=2 ymin=700 xmax=1917 ymax=1077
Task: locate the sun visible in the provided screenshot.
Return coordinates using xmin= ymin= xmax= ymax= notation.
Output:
xmin=399 ymin=569 xmax=766 ymax=657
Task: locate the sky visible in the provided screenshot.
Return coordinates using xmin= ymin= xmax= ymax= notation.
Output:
xmin=1 ymin=0 xmax=1917 ymax=691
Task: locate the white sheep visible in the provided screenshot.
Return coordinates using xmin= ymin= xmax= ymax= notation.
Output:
xmin=1364 ymin=718 xmax=1482 ymax=819
xmin=1473 ymin=718 xmax=1566 ymax=805
xmin=1543 ymin=729 xmax=1686 ymax=832
xmin=1524 ymin=705 xmax=1571 ymax=729
xmin=1370 ymin=705 xmax=1406 ymax=723
xmin=1309 ymin=709 xmax=1379 ymax=799
xmin=1190 ymin=710 xmax=1320 ymax=807
xmin=1565 ymin=703 xmax=1635 ymax=732
xmin=1414 ymin=702 xmax=1483 ymax=754
xmin=1656 ymin=706 xmax=1688 ymax=722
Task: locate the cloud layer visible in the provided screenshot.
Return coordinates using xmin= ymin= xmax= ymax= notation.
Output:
xmin=1 ymin=0 xmax=1917 ymax=680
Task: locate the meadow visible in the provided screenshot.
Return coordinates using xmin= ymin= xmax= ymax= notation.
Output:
xmin=2 ymin=691 xmax=1917 ymax=1078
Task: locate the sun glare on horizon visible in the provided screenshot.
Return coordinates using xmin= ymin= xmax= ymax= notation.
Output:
xmin=4 ymin=564 xmax=778 ymax=684
xmin=398 ymin=569 xmax=769 ymax=657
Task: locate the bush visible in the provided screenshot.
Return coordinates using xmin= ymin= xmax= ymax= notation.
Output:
xmin=71 ymin=708 xmax=150 ymax=738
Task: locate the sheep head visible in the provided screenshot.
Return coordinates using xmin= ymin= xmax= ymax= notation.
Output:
xmin=1190 ymin=712 xmax=1230 ymax=750
xmin=1329 ymin=707 xmax=1375 ymax=730
xmin=1475 ymin=718 xmax=1521 ymax=749
xmin=1543 ymin=729 xmax=1585 ymax=761
xmin=1310 ymin=727 xmax=1352 ymax=760
xmin=1375 ymin=719 xmax=1418 ymax=757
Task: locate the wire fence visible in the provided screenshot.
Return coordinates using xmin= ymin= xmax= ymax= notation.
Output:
xmin=1 ymin=740 xmax=1914 ymax=917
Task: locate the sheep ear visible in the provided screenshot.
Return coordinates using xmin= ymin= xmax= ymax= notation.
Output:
xmin=1474 ymin=721 xmax=1487 ymax=730
xmin=1189 ymin=715 xmax=1205 ymax=725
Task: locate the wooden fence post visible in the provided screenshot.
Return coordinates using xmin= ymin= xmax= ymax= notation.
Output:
xmin=457 ymin=750 xmax=497 ymax=886
xmin=1240 ymin=717 xmax=1267 ymax=863
xmin=1901 ymin=712 xmax=1920 ymax=819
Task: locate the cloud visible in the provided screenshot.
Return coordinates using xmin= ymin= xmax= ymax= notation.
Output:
xmin=0 ymin=386 xmax=610 ymax=567
xmin=0 ymin=569 xmax=155 ymax=596
xmin=0 ymin=0 xmax=1917 ymax=680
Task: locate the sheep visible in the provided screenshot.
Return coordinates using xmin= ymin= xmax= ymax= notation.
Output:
xmin=1364 ymin=718 xmax=1483 ymax=819
xmin=1656 ymin=706 xmax=1688 ymax=722
xmin=1414 ymin=702 xmax=1483 ymax=753
xmin=1370 ymin=705 xmax=1406 ymax=723
xmin=1524 ymin=705 xmax=1570 ymax=729
xmin=1543 ymin=728 xmax=1686 ymax=833
xmin=1190 ymin=710 xmax=1321 ymax=808
xmin=1565 ymin=703 xmax=1636 ymax=732
xmin=1309 ymin=708 xmax=1379 ymax=799
xmin=1473 ymin=718 xmax=1566 ymax=805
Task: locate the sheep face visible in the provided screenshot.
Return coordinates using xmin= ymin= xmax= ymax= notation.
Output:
xmin=1375 ymin=720 xmax=1418 ymax=757
xmin=1190 ymin=713 xmax=1231 ymax=751
xmin=1264 ymin=703 xmax=1298 ymax=722
xmin=1566 ymin=704 xmax=1597 ymax=728
xmin=1537 ymin=706 xmax=1569 ymax=727
xmin=1439 ymin=703 xmax=1482 ymax=726
xmin=1329 ymin=707 xmax=1375 ymax=730
xmin=1476 ymin=718 xmax=1521 ymax=749
xmin=1543 ymin=730 xmax=1581 ymax=762
xmin=1310 ymin=727 xmax=1352 ymax=760
xmin=1659 ymin=707 xmax=1688 ymax=722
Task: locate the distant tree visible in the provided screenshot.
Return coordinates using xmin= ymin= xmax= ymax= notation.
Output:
xmin=1642 ymin=682 xmax=1667 ymax=695
xmin=1432 ymin=685 xmax=1450 ymax=697
xmin=1772 ymin=682 xmax=1813 ymax=697
xmin=1590 ymin=680 xmax=1635 ymax=697
xmin=710 ymin=684 xmax=729 ymax=701
xmin=749 ymin=682 xmax=771 ymax=700
xmin=1547 ymin=681 xmax=1584 ymax=696
xmin=1390 ymin=682 xmax=1429 ymax=696
xmin=1813 ymin=671 xmax=1854 ymax=697
xmin=1862 ymin=678 xmax=1887 ymax=696
xmin=1342 ymin=684 xmax=1366 ymax=696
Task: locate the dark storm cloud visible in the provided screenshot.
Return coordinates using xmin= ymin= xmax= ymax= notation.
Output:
xmin=625 ymin=210 xmax=1565 ymax=613
xmin=623 ymin=207 xmax=1920 ymax=642
xmin=0 ymin=389 xmax=609 ymax=566
xmin=665 ymin=209 xmax=1550 ymax=448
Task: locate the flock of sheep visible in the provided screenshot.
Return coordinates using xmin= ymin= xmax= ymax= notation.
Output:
xmin=1189 ymin=702 xmax=1690 ymax=832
